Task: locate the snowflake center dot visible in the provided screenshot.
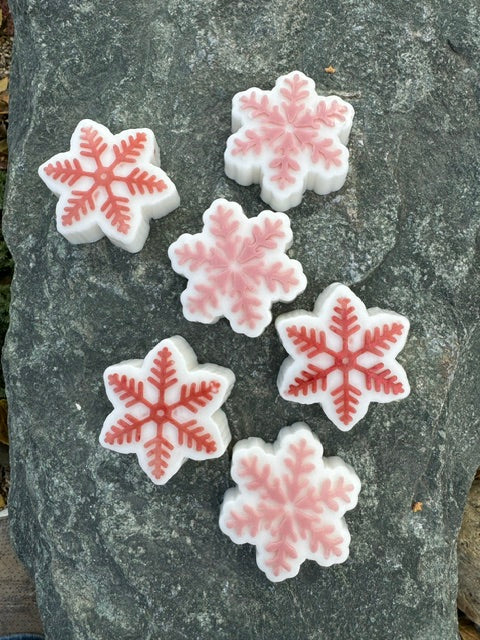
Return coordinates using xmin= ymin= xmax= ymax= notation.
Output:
xmin=228 ymin=264 xmax=244 ymax=283
xmin=153 ymin=406 xmax=169 ymax=421
xmin=97 ymin=170 xmax=112 ymax=185
xmin=338 ymin=352 xmax=356 ymax=370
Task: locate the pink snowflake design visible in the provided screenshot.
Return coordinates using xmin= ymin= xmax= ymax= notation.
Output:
xmin=39 ymin=119 xmax=180 ymax=252
xmin=219 ymin=423 xmax=361 ymax=582
xmin=224 ymin=71 xmax=354 ymax=211
xmin=168 ymin=199 xmax=307 ymax=337
xmin=276 ymin=283 xmax=410 ymax=431
xmin=99 ymin=336 xmax=235 ymax=484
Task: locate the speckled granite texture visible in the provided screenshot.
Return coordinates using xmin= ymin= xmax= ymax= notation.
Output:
xmin=3 ymin=1 xmax=480 ymax=638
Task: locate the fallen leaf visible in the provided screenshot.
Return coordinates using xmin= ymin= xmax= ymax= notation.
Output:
xmin=459 ymin=615 xmax=480 ymax=640
xmin=0 ymin=494 xmax=5 ymax=510
xmin=324 ymin=65 xmax=336 ymax=74
xmin=0 ymin=76 xmax=9 ymax=118
xmin=412 ymin=501 xmax=423 ymax=512
xmin=0 ymin=0 xmax=13 ymax=37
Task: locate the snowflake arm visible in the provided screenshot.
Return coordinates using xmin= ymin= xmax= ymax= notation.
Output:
xmin=169 ymin=199 xmax=307 ymax=337
xmin=181 ymin=282 xmax=223 ymax=322
xmin=317 ymin=462 xmax=358 ymax=516
xmin=357 ymin=311 xmax=410 ymax=360
xmin=103 ymin=413 xmax=151 ymax=447
xmin=231 ymin=88 xmax=281 ymax=132
xmin=225 ymin=71 xmax=354 ymax=211
xmin=110 ymin=130 xmax=154 ymax=167
xmin=312 ymin=96 xmax=353 ymax=141
xmin=220 ymin=424 xmax=361 ymax=582
xmin=106 ymin=370 xmax=152 ymax=409
xmin=119 ymin=168 xmax=167 ymax=197
xmin=276 ymin=283 xmax=410 ymax=430
xmin=100 ymin=336 xmax=235 ymax=484
xmin=39 ymin=119 xmax=179 ymax=252
xmin=43 ymin=157 xmax=92 ymax=188
xmin=61 ymin=185 xmax=99 ymax=227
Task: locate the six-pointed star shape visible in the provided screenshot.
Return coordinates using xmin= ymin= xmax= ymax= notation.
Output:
xmin=225 ymin=71 xmax=354 ymax=211
xmin=169 ymin=198 xmax=307 ymax=337
xmin=39 ymin=119 xmax=180 ymax=252
xmin=276 ymin=283 xmax=410 ymax=430
xmin=100 ymin=336 xmax=234 ymax=484
xmin=220 ymin=423 xmax=361 ymax=581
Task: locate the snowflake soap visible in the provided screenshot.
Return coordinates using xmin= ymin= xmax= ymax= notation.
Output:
xmin=168 ymin=198 xmax=307 ymax=337
xmin=219 ymin=423 xmax=361 ymax=582
xmin=39 ymin=119 xmax=180 ymax=252
xmin=224 ymin=71 xmax=354 ymax=211
xmin=276 ymin=283 xmax=410 ymax=430
xmin=99 ymin=336 xmax=235 ymax=484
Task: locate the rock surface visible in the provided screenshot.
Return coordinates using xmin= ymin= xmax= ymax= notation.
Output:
xmin=3 ymin=1 xmax=480 ymax=638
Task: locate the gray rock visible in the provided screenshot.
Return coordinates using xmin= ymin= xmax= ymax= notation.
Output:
xmin=3 ymin=1 xmax=480 ymax=638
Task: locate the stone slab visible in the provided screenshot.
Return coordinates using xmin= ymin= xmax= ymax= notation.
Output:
xmin=3 ymin=1 xmax=480 ymax=638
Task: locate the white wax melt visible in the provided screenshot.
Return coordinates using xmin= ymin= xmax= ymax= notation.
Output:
xmin=219 ymin=423 xmax=361 ymax=582
xmin=276 ymin=283 xmax=410 ymax=430
xmin=39 ymin=119 xmax=179 ymax=252
xmin=225 ymin=71 xmax=354 ymax=211
xmin=169 ymin=198 xmax=307 ymax=337
xmin=100 ymin=336 xmax=234 ymax=484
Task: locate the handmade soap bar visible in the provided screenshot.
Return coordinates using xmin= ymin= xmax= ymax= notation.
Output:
xmin=276 ymin=283 xmax=410 ymax=430
xmin=169 ymin=198 xmax=307 ymax=337
xmin=219 ymin=423 xmax=361 ymax=582
xmin=99 ymin=336 xmax=235 ymax=484
xmin=39 ymin=119 xmax=180 ymax=252
xmin=224 ymin=71 xmax=354 ymax=211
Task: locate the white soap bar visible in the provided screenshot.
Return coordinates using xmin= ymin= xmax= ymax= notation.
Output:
xmin=169 ymin=198 xmax=307 ymax=337
xmin=39 ymin=119 xmax=180 ymax=252
xmin=219 ymin=423 xmax=361 ymax=582
xmin=276 ymin=283 xmax=410 ymax=430
xmin=100 ymin=336 xmax=235 ymax=484
xmin=225 ymin=71 xmax=354 ymax=211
